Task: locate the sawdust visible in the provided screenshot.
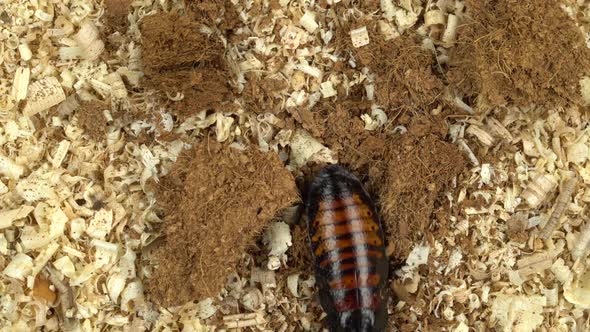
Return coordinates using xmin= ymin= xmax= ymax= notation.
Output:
xmin=140 ymin=11 xmax=233 ymax=119
xmin=448 ymin=0 xmax=590 ymax=108
xmin=77 ymin=100 xmax=108 ymax=141
xmin=380 ymin=115 xmax=467 ymax=261
xmin=145 ymin=140 xmax=299 ymax=307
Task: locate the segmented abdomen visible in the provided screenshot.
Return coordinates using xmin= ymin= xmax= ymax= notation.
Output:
xmin=306 ymin=165 xmax=388 ymax=331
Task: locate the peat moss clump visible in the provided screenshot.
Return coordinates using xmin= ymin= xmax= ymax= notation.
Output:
xmin=78 ymin=100 xmax=108 ymax=141
xmin=145 ymin=141 xmax=299 ymax=307
xmin=103 ymin=0 xmax=132 ymax=31
xmin=448 ymin=0 xmax=590 ymax=108
xmin=333 ymin=15 xmax=444 ymax=112
xmin=379 ymin=116 xmax=467 ymax=261
xmin=319 ymin=100 xmax=388 ymax=180
xmin=140 ymin=11 xmax=233 ymax=119
xmin=367 ymin=34 xmax=444 ymax=113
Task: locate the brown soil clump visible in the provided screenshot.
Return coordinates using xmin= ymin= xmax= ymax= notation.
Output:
xmin=104 ymin=0 xmax=132 ymax=30
xmin=145 ymin=140 xmax=299 ymax=307
xmin=187 ymin=0 xmax=241 ymax=35
xmin=242 ymin=74 xmax=290 ymax=115
xmin=448 ymin=0 xmax=590 ymax=108
xmin=380 ymin=116 xmax=467 ymax=261
xmin=359 ymin=0 xmax=381 ymax=12
xmin=287 ymin=223 xmax=313 ymax=275
xmin=334 ymin=17 xmax=444 ymax=112
xmin=78 ymin=101 xmax=108 ymax=141
xmin=140 ymin=12 xmax=233 ymax=119
xmin=368 ymin=34 xmax=444 ymax=112
xmin=316 ymin=100 xmax=388 ymax=181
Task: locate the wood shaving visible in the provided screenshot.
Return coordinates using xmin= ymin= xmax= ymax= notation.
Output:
xmin=23 ymin=77 xmax=66 ymax=117
xmin=539 ymin=174 xmax=578 ymax=240
xmin=521 ymin=172 xmax=559 ymax=209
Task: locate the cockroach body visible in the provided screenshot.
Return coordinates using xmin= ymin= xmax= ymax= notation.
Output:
xmin=305 ymin=165 xmax=389 ymax=332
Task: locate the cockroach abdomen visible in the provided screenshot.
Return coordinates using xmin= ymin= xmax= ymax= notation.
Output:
xmin=306 ymin=164 xmax=389 ymax=332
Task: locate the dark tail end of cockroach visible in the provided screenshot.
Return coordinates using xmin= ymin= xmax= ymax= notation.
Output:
xmin=330 ymin=308 xmax=387 ymax=332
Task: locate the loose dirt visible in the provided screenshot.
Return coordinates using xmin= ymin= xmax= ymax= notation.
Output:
xmin=102 ymin=0 xmax=133 ymax=55
xmin=379 ymin=115 xmax=467 ymax=261
xmin=140 ymin=11 xmax=233 ymax=119
xmin=77 ymin=100 xmax=109 ymax=141
xmin=319 ymin=100 xmax=387 ymax=177
xmin=243 ymin=74 xmax=290 ymax=115
xmin=187 ymin=0 xmax=241 ymax=35
xmin=145 ymin=140 xmax=299 ymax=307
xmin=369 ymin=34 xmax=444 ymax=113
xmin=286 ymin=222 xmax=314 ymax=275
xmin=334 ymin=17 xmax=444 ymax=113
xmin=448 ymin=0 xmax=590 ymax=108
xmin=103 ymin=0 xmax=132 ymax=31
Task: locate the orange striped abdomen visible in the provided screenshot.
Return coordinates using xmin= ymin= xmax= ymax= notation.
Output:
xmin=306 ymin=165 xmax=389 ymax=332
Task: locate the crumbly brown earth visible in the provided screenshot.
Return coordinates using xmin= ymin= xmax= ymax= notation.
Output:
xmin=286 ymin=222 xmax=314 ymax=275
xmin=368 ymin=34 xmax=444 ymax=112
xmin=334 ymin=17 xmax=444 ymax=113
xmin=104 ymin=0 xmax=132 ymax=30
xmin=140 ymin=12 xmax=233 ymax=119
xmin=379 ymin=115 xmax=467 ymax=261
xmin=243 ymin=74 xmax=290 ymax=115
xmin=448 ymin=0 xmax=590 ymax=108
xmin=317 ymin=100 xmax=387 ymax=174
xmin=145 ymin=140 xmax=299 ymax=307
xmin=77 ymin=100 xmax=109 ymax=141
xmin=187 ymin=0 xmax=241 ymax=35
xmin=102 ymin=0 xmax=133 ymax=55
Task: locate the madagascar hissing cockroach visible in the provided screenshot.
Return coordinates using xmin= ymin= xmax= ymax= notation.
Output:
xmin=305 ymin=164 xmax=389 ymax=332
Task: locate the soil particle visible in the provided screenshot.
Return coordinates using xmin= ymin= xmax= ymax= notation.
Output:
xmin=369 ymin=34 xmax=444 ymax=112
xmin=448 ymin=0 xmax=590 ymax=109
xmin=145 ymin=140 xmax=299 ymax=307
xmin=78 ymin=101 xmax=109 ymax=141
xmin=287 ymin=223 xmax=314 ymax=275
xmin=102 ymin=0 xmax=132 ymax=54
xmin=319 ymin=100 xmax=388 ymax=179
xmin=104 ymin=0 xmax=132 ymax=30
xmin=140 ymin=12 xmax=233 ymax=119
xmin=242 ymin=73 xmax=289 ymax=115
xmin=359 ymin=0 xmax=381 ymax=12
xmin=187 ymin=0 xmax=241 ymax=34
xmin=334 ymin=17 xmax=444 ymax=112
xmin=379 ymin=115 xmax=467 ymax=261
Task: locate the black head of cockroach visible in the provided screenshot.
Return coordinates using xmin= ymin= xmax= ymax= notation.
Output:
xmin=305 ymin=164 xmax=389 ymax=332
